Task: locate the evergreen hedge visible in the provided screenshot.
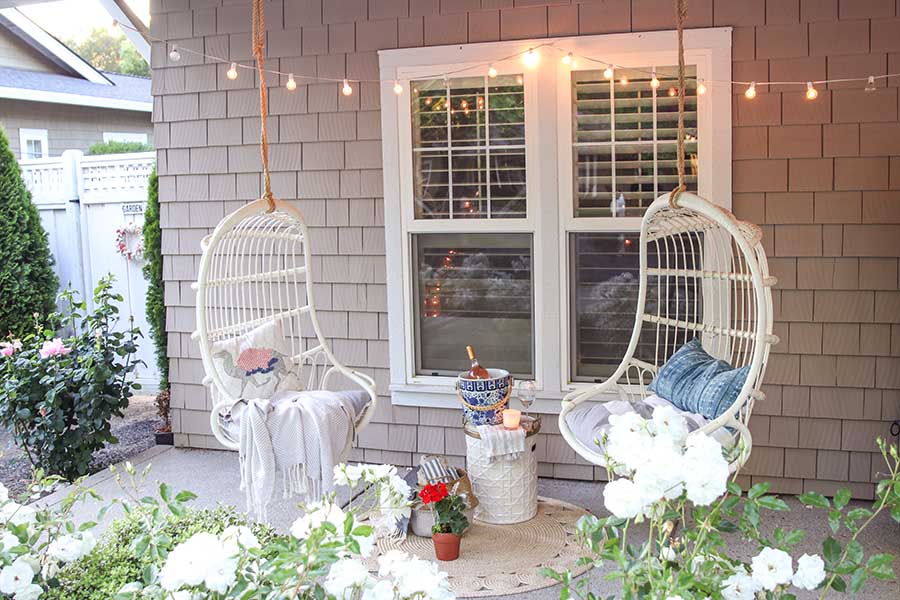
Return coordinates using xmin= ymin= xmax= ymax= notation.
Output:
xmin=0 ymin=128 xmax=58 ymax=337
xmin=142 ymin=168 xmax=168 ymax=389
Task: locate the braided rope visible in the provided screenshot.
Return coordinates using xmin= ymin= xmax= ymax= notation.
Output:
xmin=669 ymin=0 xmax=688 ymax=209
xmin=251 ymin=0 xmax=275 ymax=212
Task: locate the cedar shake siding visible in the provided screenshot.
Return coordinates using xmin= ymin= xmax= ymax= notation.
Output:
xmin=150 ymin=0 xmax=900 ymax=499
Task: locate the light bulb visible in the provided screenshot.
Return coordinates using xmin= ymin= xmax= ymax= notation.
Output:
xmin=168 ymin=44 xmax=181 ymax=62
xmin=603 ymin=65 xmax=614 ymax=79
xmin=342 ymin=79 xmax=353 ymax=96
xmin=668 ymin=87 xmax=677 ymax=97
xmin=562 ymin=52 xmax=573 ymax=65
xmin=744 ymin=82 xmax=756 ymax=99
xmin=650 ymin=72 xmax=660 ymax=89
xmin=393 ymin=80 xmax=403 ymax=95
xmin=570 ymin=59 xmax=578 ymax=69
xmin=286 ymin=73 xmax=297 ymax=91
xmin=516 ymin=75 xmax=523 ymax=84
xmin=865 ymin=75 xmax=876 ymax=92
xmin=619 ymin=75 xmax=628 ymax=86
xmin=522 ymin=48 xmax=539 ymax=68
xmin=226 ymin=62 xmax=238 ymax=80
xmin=697 ymin=80 xmax=707 ymax=95
xmin=805 ymin=81 xmax=818 ymax=100
xmin=488 ymin=65 xmax=498 ymax=78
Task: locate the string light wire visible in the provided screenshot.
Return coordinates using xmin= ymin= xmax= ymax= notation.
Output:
xmin=118 ymin=19 xmax=900 ymax=94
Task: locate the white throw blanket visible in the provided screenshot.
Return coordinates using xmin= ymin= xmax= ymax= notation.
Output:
xmin=475 ymin=424 xmax=526 ymax=463
xmin=238 ymin=389 xmax=355 ymax=521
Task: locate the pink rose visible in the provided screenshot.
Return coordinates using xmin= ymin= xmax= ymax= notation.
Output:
xmin=0 ymin=346 xmax=14 ymax=358
xmin=39 ymin=338 xmax=71 ymax=359
xmin=1 ymin=341 xmax=21 ymax=358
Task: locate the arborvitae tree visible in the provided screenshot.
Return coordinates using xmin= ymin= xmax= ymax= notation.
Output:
xmin=0 ymin=128 xmax=58 ymax=337
xmin=142 ymin=168 xmax=168 ymax=389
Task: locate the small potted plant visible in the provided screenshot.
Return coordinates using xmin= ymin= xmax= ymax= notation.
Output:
xmin=154 ymin=388 xmax=174 ymax=445
xmin=419 ymin=482 xmax=469 ymax=561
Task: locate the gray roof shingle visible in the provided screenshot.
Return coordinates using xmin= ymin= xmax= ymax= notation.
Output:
xmin=0 ymin=67 xmax=151 ymax=105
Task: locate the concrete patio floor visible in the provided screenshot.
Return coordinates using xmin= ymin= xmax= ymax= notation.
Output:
xmin=37 ymin=446 xmax=900 ymax=600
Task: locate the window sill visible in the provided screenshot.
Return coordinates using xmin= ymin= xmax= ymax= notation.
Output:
xmin=389 ymin=382 xmax=619 ymax=414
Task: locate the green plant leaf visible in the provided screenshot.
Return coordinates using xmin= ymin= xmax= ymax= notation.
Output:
xmin=830 ymin=576 xmax=846 ymax=592
xmin=758 ymin=496 xmax=789 ymax=511
xmin=748 ymin=482 xmax=771 ymax=499
xmin=799 ymin=491 xmax=830 ymax=509
xmin=823 ymin=537 xmax=841 ymax=564
xmin=833 ymin=488 xmax=851 ymax=510
xmin=849 ymin=567 xmax=868 ymax=593
xmin=846 ymin=540 xmax=863 ymax=565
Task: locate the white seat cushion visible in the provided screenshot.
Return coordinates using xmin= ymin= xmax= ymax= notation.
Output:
xmin=565 ymin=394 xmax=734 ymax=457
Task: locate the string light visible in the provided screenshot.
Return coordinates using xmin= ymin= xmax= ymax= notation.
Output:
xmin=285 ymin=73 xmax=297 ymax=91
xmin=650 ymin=71 xmax=660 ymax=89
xmin=226 ymin=62 xmax=238 ymax=80
xmin=697 ymin=80 xmax=707 ymax=95
xmin=865 ymin=75 xmax=876 ymax=92
xmin=522 ymin=48 xmax=539 ymax=68
xmin=619 ymin=74 xmax=629 ymax=86
xmin=805 ymin=81 xmax=818 ymax=100
xmin=487 ymin=65 xmax=498 ymax=78
xmin=668 ymin=87 xmax=677 ymax=97
xmin=393 ymin=80 xmax=403 ymax=95
xmin=342 ymin=79 xmax=353 ymax=96
xmin=603 ymin=65 xmax=614 ymax=79
xmin=168 ymin=44 xmax=181 ymax=62
xmin=562 ymin=52 xmax=573 ymax=65
xmin=745 ymin=81 xmax=757 ymax=99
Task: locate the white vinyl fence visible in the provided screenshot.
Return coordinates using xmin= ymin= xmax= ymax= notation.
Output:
xmin=20 ymin=150 xmax=159 ymax=391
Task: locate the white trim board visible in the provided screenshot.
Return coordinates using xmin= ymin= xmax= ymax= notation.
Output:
xmin=0 ymin=86 xmax=152 ymax=112
xmin=378 ymin=28 xmax=732 ymax=411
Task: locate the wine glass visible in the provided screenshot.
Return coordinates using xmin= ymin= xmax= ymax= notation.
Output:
xmin=517 ymin=380 xmax=536 ymax=416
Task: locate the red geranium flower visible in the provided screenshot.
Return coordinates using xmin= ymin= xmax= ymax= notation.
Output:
xmin=419 ymin=482 xmax=449 ymax=505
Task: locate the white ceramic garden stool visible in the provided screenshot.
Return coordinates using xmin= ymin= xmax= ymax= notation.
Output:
xmin=464 ymin=421 xmax=540 ymax=525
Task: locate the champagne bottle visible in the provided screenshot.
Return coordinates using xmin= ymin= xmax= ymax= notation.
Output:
xmin=465 ymin=345 xmax=490 ymax=379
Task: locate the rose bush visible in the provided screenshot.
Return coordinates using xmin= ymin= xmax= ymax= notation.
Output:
xmin=544 ymin=408 xmax=900 ymax=599
xmin=0 ymin=276 xmax=141 ymax=480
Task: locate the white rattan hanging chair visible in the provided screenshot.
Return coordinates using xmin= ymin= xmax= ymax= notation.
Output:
xmin=194 ymin=198 xmax=378 ymax=453
xmin=559 ymin=191 xmax=777 ymax=470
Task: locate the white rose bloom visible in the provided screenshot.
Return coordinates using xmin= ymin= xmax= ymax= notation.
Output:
xmin=47 ymin=535 xmax=85 ymax=563
xmin=13 ymin=583 xmax=41 ymax=600
xmin=721 ymin=573 xmax=761 ymax=600
xmin=651 ymin=406 xmax=689 ymax=447
xmin=324 ymin=558 xmax=372 ymax=600
xmin=0 ymin=503 xmax=36 ymax=527
xmin=391 ymin=558 xmax=451 ymax=599
xmin=0 ymin=483 xmax=8 ymax=502
xmin=354 ymin=527 xmax=376 ymax=558
xmin=170 ymin=592 xmax=192 ymax=600
xmin=750 ymin=547 xmax=794 ymax=590
xmin=0 ymin=558 xmax=34 ymax=594
xmin=684 ymin=461 xmax=729 ymax=506
xmin=0 ymin=531 xmax=20 ymax=551
xmin=602 ymin=479 xmax=646 ymax=519
xmin=606 ymin=413 xmax=654 ymax=472
xmin=80 ymin=531 xmax=97 ymax=556
xmin=334 ymin=464 xmax=366 ymax=487
xmin=362 ymin=579 xmax=395 ymax=600
xmin=633 ymin=447 xmax=685 ymax=503
xmin=792 ymin=553 xmax=826 ymax=590
xmin=159 ymin=533 xmax=220 ymax=590
xmin=220 ymin=525 xmax=259 ymax=556
xmin=365 ymin=464 xmax=397 ymax=481
xmin=683 ymin=433 xmax=726 ymax=467
xmin=290 ymin=501 xmax=346 ymax=540
xmin=377 ymin=550 xmax=410 ymax=577
xmin=202 ymin=554 xmax=238 ymax=594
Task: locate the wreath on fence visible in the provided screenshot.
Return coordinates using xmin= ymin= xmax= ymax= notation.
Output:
xmin=115 ymin=222 xmax=144 ymax=261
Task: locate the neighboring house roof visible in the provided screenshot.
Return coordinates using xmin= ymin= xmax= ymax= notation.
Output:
xmin=0 ymin=66 xmax=151 ymax=111
xmin=0 ymin=7 xmax=151 ymax=112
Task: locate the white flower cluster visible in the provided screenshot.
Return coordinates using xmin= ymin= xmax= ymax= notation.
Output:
xmin=324 ymin=550 xmax=454 ymax=600
xmin=601 ymin=406 xmax=730 ymax=518
xmin=721 ymin=548 xmax=826 ymax=599
xmin=290 ymin=498 xmax=375 ymax=557
xmin=333 ymin=463 xmax=413 ymax=534
xmin=158 ymin=526 xmax=259 ymax=595
xmin=0 ymin=480 xmax=94 ymax=600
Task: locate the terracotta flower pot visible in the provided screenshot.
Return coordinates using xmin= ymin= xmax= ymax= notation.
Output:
xmin=432 ymin=532 xmax=461 ymax=561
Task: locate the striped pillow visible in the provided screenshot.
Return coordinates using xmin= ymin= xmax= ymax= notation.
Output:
xmin=649 ymin=338 xmax=750 ymax=420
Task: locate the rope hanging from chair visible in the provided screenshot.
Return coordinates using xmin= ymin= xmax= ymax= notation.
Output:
xmin=251 ymin=0 xmax=276 ymax=212
xmin=670 ymin=0 xmax=688 ymax=208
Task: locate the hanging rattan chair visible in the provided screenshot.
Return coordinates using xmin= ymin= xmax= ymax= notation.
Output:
xmin=559 ymin=191 xmax=778 ymax=471
xmin=194 ymin=198 xmax=377 ymax=453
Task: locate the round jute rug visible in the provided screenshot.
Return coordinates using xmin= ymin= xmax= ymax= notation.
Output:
xmin=371 ymin=498 xmax=592 ymax=597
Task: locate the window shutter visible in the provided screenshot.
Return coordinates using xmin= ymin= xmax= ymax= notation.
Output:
xmin=573 ymin=67 xmax=698 ymax=218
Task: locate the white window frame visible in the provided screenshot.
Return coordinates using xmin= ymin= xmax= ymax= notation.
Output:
xmin=103 ymin=132 xmax=149 ymax=144
xmin=19 ymin=128 xmax=48 ymax=160
xmin=379 ymin=28 xmax=732 ymax=412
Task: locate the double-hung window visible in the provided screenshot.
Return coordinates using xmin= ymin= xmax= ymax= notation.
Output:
xmin=380 ymin=29 xmax=731 ymax=409
xmin=19 ymin=128 xmax=48 ymax=160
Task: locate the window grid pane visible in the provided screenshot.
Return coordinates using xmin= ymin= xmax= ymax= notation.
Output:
xmin=573 ymin=66 xmax=698 ymax=218
xmin=412 ymin=74 xmax=526 ymax=220
xmin=414 ymin=233 xmax=533 ymax=378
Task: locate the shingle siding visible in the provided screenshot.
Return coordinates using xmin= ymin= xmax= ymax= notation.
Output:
xmin=151 ymin=0 xmax=900 ymax=499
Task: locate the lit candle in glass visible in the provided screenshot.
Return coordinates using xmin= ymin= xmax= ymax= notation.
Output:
xmin=502 ymin=409 xmax=521 ymax=430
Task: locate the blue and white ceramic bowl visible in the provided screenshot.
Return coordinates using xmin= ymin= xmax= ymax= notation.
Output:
xmin=458 ymin=368 xmax=512 ymax=426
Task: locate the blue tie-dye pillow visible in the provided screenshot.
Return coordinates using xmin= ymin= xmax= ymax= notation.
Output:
xmin=648 ymin=338 xmax=750 ymax=420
